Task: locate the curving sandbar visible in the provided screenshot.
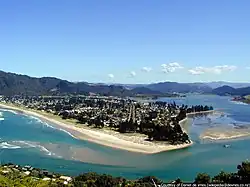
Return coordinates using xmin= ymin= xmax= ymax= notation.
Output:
xmin=200 ymin=127 xmax=250 ymax=140
xmin=0 ymin=103 xmax=193 ymax=154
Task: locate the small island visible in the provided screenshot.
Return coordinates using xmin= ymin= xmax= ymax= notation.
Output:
xmin=0 ymin=95 xmax=213 ymax=153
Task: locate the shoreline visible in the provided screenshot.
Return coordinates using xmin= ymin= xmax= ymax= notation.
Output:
xmin=200 ymin=129 xmax=250 ymax=141
xmin=201 ymin=134 xmax=250 ymax=141
xmin=186 ymin=110 xmax=217 ymax=116
xmin=0 ymin=103 xmax=194 ymax=154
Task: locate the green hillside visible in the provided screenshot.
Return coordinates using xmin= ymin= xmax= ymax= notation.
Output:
xmin=0 ymin=161 xmax=250 ymax=186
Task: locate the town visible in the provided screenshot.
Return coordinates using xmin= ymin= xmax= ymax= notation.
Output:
xmin=0 ymin=95 xmax=213 ymax=145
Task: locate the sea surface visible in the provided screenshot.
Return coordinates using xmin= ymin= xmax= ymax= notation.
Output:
xmin=0 ymin=95 xmax=250 ymax=182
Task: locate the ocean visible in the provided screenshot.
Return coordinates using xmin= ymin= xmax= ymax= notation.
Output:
xmin=0 ymin=94 xmax=250 ymax=182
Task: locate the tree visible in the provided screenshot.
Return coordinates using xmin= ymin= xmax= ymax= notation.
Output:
xmin=138 ymin=176 xmax=162 ymax=187
xmin=212 ymin=171 xmax=233 ymax=183
xmin=175 ymin=178 xmax=182 ymax=184
xmin=194 ymin=173 xmax=211 ymax=184
xmin=94 ymin=174 xmax=119 ymax=187
xmin=237 ymin=161 xmax=250 ymax=183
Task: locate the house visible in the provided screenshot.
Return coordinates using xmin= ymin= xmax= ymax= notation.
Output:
xmin=22 ymin=167 xmax=28 ymax=172
xmin=1 ymin=170 xmax=10 ymax=174
xmin=24 ymin=171 xmax=31 ymax=176
xmin=24 ymin=165 xmax=33 ymax=171
xmin=59 ymin=176 xmax=72 ymax=182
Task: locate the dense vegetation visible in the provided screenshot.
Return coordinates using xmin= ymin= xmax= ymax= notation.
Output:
xmin=75 ymin=101 xmax=212 ymax=144
xmin=116 ymin=103 xmax=212 ymax=144
xmin=1 ymin=161 xmax=250 ymax=186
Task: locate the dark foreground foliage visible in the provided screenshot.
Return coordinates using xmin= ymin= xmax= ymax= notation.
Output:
xmin=1 ymin=161 xmax=250 ymax=187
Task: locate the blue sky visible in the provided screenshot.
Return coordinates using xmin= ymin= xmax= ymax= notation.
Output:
xmin=0 ymin=0 xmax=250 ymax=84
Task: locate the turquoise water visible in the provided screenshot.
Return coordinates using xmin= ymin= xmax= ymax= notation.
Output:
xmin=0 ymin=95 xmax=250 ymax=182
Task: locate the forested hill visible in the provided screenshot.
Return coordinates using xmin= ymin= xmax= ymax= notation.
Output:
xmin=212 ymin=85 xmax=250 ymax=96
xmin=0 ymin=70 xmax=213 ymax=96
xmin=0 ymin=70 xmax=165 ymax=96
xmin=146 ymin=82 xmax=212 ymax=93
xmin=1 ymin=70 xmax=250 ymax=96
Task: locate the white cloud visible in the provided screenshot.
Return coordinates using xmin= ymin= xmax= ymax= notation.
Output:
xmin=188 ymin=65 xmax=237 ymax=75
xmin=188 ymin=67 xmax=205 ymax=75
xmin=108 ymin=74 xmax=114 ymax=78
xmin=130 ymin=71 xmax=136 ymax=77
xmin=142 ymin=67 xmax=152 ymax=72
xmin=212 ymin=65 xmax=237 ymax=73
xmin=161 ymin=62 xmax=183 ymax=73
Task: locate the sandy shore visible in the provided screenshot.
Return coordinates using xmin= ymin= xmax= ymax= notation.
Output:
xmin=200 ymin=127 xmax=250 ymax=140
xmin=186 ymin=110 xmax=217 ymax=117
xmin=0 ymin=103 xmax=193 ymax=154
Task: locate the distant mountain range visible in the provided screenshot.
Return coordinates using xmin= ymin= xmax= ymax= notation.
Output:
xmin=0 ymin=70 xmax=162 ymax=96
xmin=146 ymin=82 xmax=212 ymax=93
xmin=212 ymin=86 xmax=250 ymax=96
xmin=1 ymin=70 xmax=250 ymax=96
xmin=203 ymin=81 xmax=250 ymax=89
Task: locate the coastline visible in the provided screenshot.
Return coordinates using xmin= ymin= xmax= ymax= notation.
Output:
xmin=0 ymin=102 xmax=193 ymax=154
xmin=186 ymin=110 xmax=217 ymax=117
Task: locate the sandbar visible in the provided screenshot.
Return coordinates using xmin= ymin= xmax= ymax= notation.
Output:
xmin=200 ymin=127 xmax=250 ymax=140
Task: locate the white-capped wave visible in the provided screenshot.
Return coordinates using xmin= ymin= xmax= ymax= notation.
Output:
xmin=0 ymin=142 xmax=21 ymax=149
xmin=0 ymin=118 xmax=4 ymax=121
xmin=0 ymin=140 xmax=62 ymax=158
xmin=11 ymin=140 xmax=55 ymax=156
xmin=36 ymin=144 xmax=53 ymax=156
xmin=23 ymin=113 xmax=77 ymax=140
xmin=12 ymin=140 xmax=37 ymax=148
xmin=231 ymin=101 xmax=248 ymax=105
xmin=58 ymin=128 xmax=76 ymax=138
xmin=26 ymin=115 xmax=44 ymax=124
xmin=0 ymin=109 xmax=18 ymax=114
xmin=43 ymin=123 xmax=76 ymax=138
xmin=27 ymin=115 xmax=76 ymax=138
xmin=36 ymin=144 xmax=63 ymax=158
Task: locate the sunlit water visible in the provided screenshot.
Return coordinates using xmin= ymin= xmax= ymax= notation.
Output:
xmin=0 ymin=95 xmax=250 ymax=181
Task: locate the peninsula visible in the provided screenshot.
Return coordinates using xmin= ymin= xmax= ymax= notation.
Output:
xmin=0 ymin=95 xmax=213 ymax=154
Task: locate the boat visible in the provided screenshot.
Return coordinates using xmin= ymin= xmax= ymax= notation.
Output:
xmin=223 ymin=144 xmax=231 ymax=148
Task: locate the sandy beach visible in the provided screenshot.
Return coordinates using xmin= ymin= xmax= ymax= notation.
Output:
xmin=0 ymin=103 xmax=193 ymax=154
xmin=186 ymin=110 xmax=217 ymax=117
